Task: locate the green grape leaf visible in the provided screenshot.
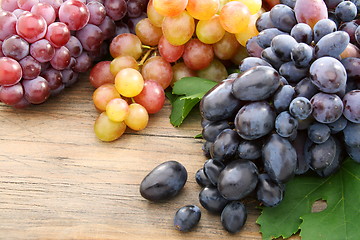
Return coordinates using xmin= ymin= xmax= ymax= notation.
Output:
xmin=168 ymin=77 xmax=218 ymax=127
xmin=169 ymin=97 xmax=200 ymax=127
xmin=257 ymin=159 xmax=360 ymax=240
xmin=172 ymin=77 xmax=218 ymax=96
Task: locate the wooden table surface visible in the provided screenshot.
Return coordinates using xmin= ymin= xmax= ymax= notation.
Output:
xmin=0 ymin=74 xmax=276 ymax=240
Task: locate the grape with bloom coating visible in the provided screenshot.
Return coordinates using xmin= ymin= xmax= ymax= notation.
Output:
xmin=59 ymin=0 xmax=90 ymax=31
xmin=115 ymin=68 xmax=144 ymax=97
xmin=0 ymin=57 xmax=23 ymax=86
xmin=16 ymin=12 xmax=47 ymax=43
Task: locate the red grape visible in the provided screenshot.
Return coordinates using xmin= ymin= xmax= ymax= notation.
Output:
xmin=141 ymin=56 xmax=173 ymax=89
xmin=19 ymin=56 xmax=41 ymax=80
xmin=158 ymin=35 xmax=185 ymax=63
xmin=31 ymin=3 xmax=56 ymax=25
xmin=76 ymin=24 xmax=104 ymax=52
xmin=65 ymin=36 xmax=83 ymax=58
xmin=0 ymin=57 xmax=23 ymax=86
xmin=104 ymin=0 xmax=127 ymax=21
xmin=1 ymin=35 xmax=29 ymax=61
xmin=59 ymin=0 xmax=90 ymax=31
xmin=16 ymin=12 xmax=47 ymax=43
xmin=30 ymin=39 xmax=55 ymax=63
xmin=45 ymin=22 xmax=71 ymax=48
xmin=133 ymin=80 xmax=165 ymax=114
xmin=50 ymin=46 xmax=71 ymax=70
xmin=89 ymin=61 xmax=115 ymax=88
xmin=18 ymin=0 xmax=40 ymax=11
xmin=1 ymin=0 xmax=19 ymax=12
xmin=87 ymin=1 xmax=106 ymax=25
xmin=41 ymin=68 xmax=63 ymax=90
xmin=182 ymin=38 xmax=214 ymax=70
xmin=22 ymin=76 xmax=50 ymax=104
xmin=0 ymin=10 xmax=17 ymax=41
xmin=0 ymin=83 xmax=24 ymax=105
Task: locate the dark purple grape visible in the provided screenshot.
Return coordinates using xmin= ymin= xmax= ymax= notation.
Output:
xmin=98 ymin=16 xmax=116 ymax=40
xmin=307 ymin=122 xmax=331 ymax=144
xmin=289 ymin=97 xmax=313 ymax=120
xmin=275 ymin=111 xmax=298 ymax=138
xmin=339 ymin=21 xmax=358 ymax=44
xmin=341 ymin=57 xmax=360 ymax=79
xmin=261 ymin=47 xmax=285 ymax=70
xmin=335 ymin=1 xmax=358 ymax=22
xmin=73 ymin=52 xmax=92 ymax=73
xmin=314 ymin=31 xmax=350 ymax=58
xmin=234 ymin=101 xmax=276 ymax=140
xmin=41 ymin=68 xmax=63 ymax=90
xmin=199 ymin=186 xmax=229 ymax=213
xmin=217 ymin=160 xmax=259 ymax=200
xmin=126 ymin=0 xmax=148 ymax=18
xmin=87 ymin=1 xmax=106 ymax=25
xmin=22 ymin=76 xmax=51 ymax=104
xmin=273 ymin=85 xmax=295 ymax=113
xmin=239 ymin=57 xmax=272 ymax=72
xmin=292 ymin=130 xmax=310 ymax=175
xmin=342 ymin=90 xmax=360 ymax=123
xmin=221 ymin=201 xmax=247 ymax=233
xmin=280 ymin=0 xmax=296 ymax=8
xmin=313 ymin=19 xmax=337 ymax=43
xmin=263 ymin=134 xmax=297 ymax=183
xmin=62 ymin=69 xmax=79 ymax=87
xmin=65 ymin=36 xmax=83 ymax=58
xmin=309 ymin=57 xmax=347 ymax=93
xmin=294 ymin=77 xmax=319 ymax=100
xmin=271 ymin=34 xmax=298 ymax=61
xmin=256 ymin=174 xmax=284 ymax=207
xmin=246 ymin=36 xmax=264 ymax=58
xmin=279 ymin=61 xmax=308 ymax=83
xmin=195 ymin=168 xmax=212 ymax=187
xmin=174 ymin=205 xmax=201 ymax=232
xmin=104 ymin=0 xmax=127 ymax=21
xmin=237 ymin=140 xmax=262 ymax=160
xmin=290 ymin=23 xmax=313 ymax=45
xmin=257 ymin=28 xmax=287 ymax=49
xmin=200 ymin=79 xmax=243 ymax=122
xmin=307 ymin=136 xmax=337 ymax=171
xmin=202 ymin=140 xmax=212 ymax=158
xmin=269 ymin=4 xmax=297 ymax=32
xmin=232 ymin=66 xmax=281 ymax=101
xmin=256 ymin=12 xmax=275 ymax=32
xmin=291 ymin=43 xmax=314 ymax=67
xmin=140 ymin=161 xmax=187 ymax=202
xmin=327 ymin=116 xmax=348 ymax=134
xmin=346 ymin=145 xmax=360 ymax=163
xmin=356 ymin=25 xmax=360 ymax=45
xmin=310 ymin=92 xmax=343 ymax=124
xmin=202 ymin=120 xmax=231 ymax=142
xmin=76 ymin=24 xmax=103 ymax=52
xmin=343 ymin=122 xmax=360 ymax=149
xmin=50 ymin=46 xmax=71 ymax=70
xmin=324 ymin=0 xmax=344 ymax=9
xmin=316 ymin=137 xmax=343 ymax=177
xmin=210 ymin=129 xmax=241 ymax=162
xmin=203 ymin=159 xmax=225 ymax=186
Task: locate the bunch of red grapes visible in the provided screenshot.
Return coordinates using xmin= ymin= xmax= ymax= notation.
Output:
xmin=0 ymin=0 xmax=148 ymax=108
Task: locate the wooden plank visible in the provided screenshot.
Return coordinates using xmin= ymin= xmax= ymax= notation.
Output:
xmin=0 ymin=76 xmax=272 ymax=240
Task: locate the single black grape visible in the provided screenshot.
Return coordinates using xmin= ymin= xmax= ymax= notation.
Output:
xmin=261 ymin=47 xmax=285 ymax=70
xmin=327 ymin=116 xmax=348 ymax=134
xmin=221 ymin=201 xmax=247 ymax=234
xmin=174 ymin=205 xmax=201 ymax=232
xmin=234 ymin=101 xmax=276 ymax=140
xmin=271 ymin=34 xmax=298 ymax=61
xmin=291 ymin=43 xmax=314 ymax=67
xmin=232 ymin=66 xmax=281 ymax=101
xmin=257 ymin=28 xmax=287 ymax=49
xmin=210 ymin=129 xmax=241 ymax=162
xmin=199 ymin=186 xmax=229 ymax=213
xmin=294 ymin=77 xmax=319 ymax=100
xmin=289 ymin=97 xmax=313 ymax=120
xmin=279 ymin=61 xmax=308 ymax=83
xmin=335 ymin=1 xmax=358 ymax=22
xmin=203 ymin=159 xmax=225 ymax=186
xmin=263 ymin=134 xmax=297 ymax=183
xmin=140 ymin=161 xmax=187 ymax=201
xmin=239 ymin=57 xmax=272 ymax=72
xmin=314 ymin=31 xmax=350 ymax=59
xmin=256 ymin=174 xmax=285 ymax=207
xmin=273 ymin=85 xmax=295 ymax=113
xmin=195 ymin=168 xmax=213 ymax=187
xmin=269 ymin=4 xmax=297 ymax=32
xmin=202 ymin=120 xmax=231 ymax=142
xmin=307 ymin=122 xmax=331 ymax=144
xmin=237 ymin=140 xmax=262 ymax=160
xmin=200 ymin=79 xmax=243 ymax=122
xmin=275 ymin=111 xmax=298 ymax=138
xmin=217 ymin=160 xmax=259 ymax=200
xmin=313 ymin=19 xmax=337 ymax=43
xmin=256 ymin=12 xmax=275 ymax=32
xmin=307 ymin=136 xmax=337 ymax=171
xmin=290 ymin=23 xmax=313 ymax=45
xmin=310 ymin=92 xmax=343 ymax=124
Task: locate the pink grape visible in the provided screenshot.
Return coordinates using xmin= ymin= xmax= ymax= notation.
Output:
xmin=158 ymin=35 xmax=185 ymax=63
xmin=0 ymin=57 xmax=23 ymax=86
xmin=17 ymin=0 xmax=40 ymax=11
xmin=38 ymin=0 xmax=63 ymax=15
xmin=1 ymin=0 xmax=19 ymax=11
xmin=0 ymin=10 xmax=17 ymax=41
xmin=65 ymin=36 xmax=83 ymax=58
xmin=59 ymin=0 xmax=90 ymax=31
xmin=0 ymin=83 xmax=24 ymax=105
xmin=31 ymin=3 xmax=56 ymax=25
xmin=16 ymin=12 xmax=47 ymax=43
xmin=45 ymin=22 xmax=70 ymax=48
xmin=19 ymin=56 xmax=41 ymax=80
xmin=30 ymin=39 xmax=55 ymax=63
xmin=141 ymin=56 xmax=173 ymax=89
xmin=76 ymin=24 xmax=104 ymax=52
xmin=133 ymin=80 xmax=165 ymax=114
xmin=22 ymin=76 xmax=50 ymax=104
xmin=87 ymin=1 xmax=106 ymax=25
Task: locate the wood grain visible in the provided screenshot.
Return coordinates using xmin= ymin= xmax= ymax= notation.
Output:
xmin=0 ymin=74 xmax=268 ymax=240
